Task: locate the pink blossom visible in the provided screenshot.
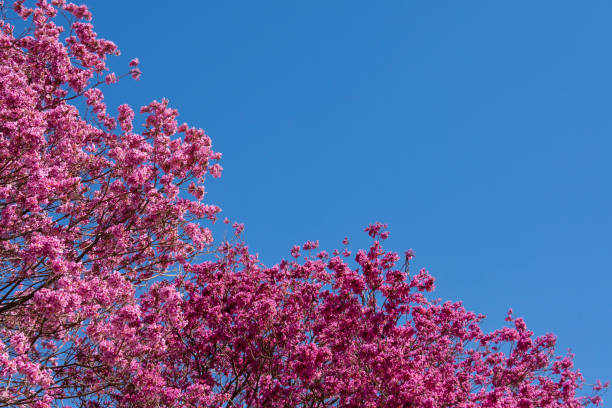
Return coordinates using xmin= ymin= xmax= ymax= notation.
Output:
xmin=303 ymin=240 xmax=319 ymax=250
xmin=209 ymin=163 xmax=223 ymax=178
xmin=105 ymin=72 xmax=117 ymax=84
xmin=130 ymin=67 xmax=141 ymax=80
xmin=232 ymin=222 xmax=244 ymax=236
xmin=291 ymin=245 xmax=301 ymax=258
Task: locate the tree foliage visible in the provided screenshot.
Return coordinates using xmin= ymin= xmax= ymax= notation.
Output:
xmin=0 ymin=1 xmax=606 ymax=407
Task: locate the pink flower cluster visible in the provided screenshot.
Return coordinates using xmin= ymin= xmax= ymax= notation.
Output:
xmin=0 ymin=1 xmax=606 ymax=407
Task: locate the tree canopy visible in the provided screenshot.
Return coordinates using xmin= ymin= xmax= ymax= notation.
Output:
xmin=0 ymin=1 xmax=606 ymax=407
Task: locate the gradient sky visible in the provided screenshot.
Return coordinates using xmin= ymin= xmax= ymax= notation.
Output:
xmin=90 ymin=0 xmax=611 ymax=398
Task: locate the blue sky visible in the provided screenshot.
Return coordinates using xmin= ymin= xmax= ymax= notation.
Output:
xmin=91 ymin=0 xmax=610 ymax=397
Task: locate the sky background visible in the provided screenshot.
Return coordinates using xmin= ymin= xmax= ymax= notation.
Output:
xmin=90 ymin=0 xmax=610 ymax=399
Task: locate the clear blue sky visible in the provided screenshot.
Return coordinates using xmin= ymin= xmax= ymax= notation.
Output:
xmin=91 ymin=0 xmax=610 ymax=396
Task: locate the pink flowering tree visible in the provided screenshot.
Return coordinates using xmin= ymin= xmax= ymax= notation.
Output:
xmin=0 ymin=1 xmax=607 ymax=407
xmin=0 ymin=0 xmax=221 ymax=405
xmin=81 ymin=228 xmax=607 ymax=408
